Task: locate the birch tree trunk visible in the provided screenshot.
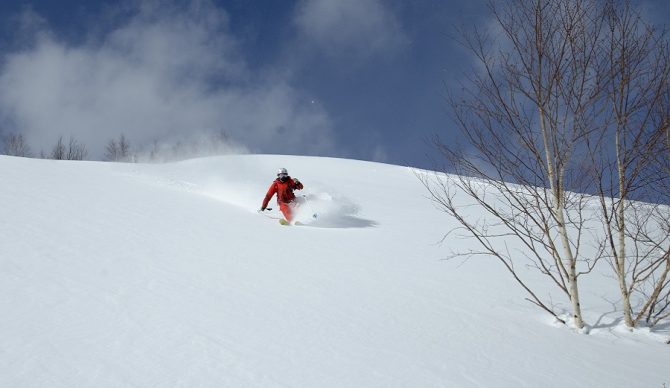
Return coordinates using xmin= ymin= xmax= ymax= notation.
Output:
xmin=423 ymin=0 xmax=603 ymax=329
xmin=589 ymin=0 xmax=670 ymax=329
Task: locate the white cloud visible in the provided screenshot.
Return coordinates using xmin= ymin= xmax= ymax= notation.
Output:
xmin=293 ymin=0 xmax=408 ymax=60
xmin=0 ymin=0 xmax=335 ymax=158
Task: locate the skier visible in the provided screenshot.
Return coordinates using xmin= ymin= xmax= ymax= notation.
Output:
xmin=260 ymin=168 xmax=304 ymax=224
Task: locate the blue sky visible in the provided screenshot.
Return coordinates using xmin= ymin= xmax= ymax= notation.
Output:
xmin=0 ymin=0 xmax=667 ymax=168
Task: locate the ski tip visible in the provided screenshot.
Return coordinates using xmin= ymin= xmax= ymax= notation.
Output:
xmin=279 ymin=219 xmax=306 ymax=226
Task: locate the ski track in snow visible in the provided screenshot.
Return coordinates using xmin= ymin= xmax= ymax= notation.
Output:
xmin=0 ymin=154 xmax=669 ymax=388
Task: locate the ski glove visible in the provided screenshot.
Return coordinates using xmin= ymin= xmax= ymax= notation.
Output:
xmin=293 ymin=178 xmax=301 ymax=185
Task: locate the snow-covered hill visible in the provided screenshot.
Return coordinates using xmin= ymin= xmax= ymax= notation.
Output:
xmin=1 ymin=154 xmax=668 ymax=387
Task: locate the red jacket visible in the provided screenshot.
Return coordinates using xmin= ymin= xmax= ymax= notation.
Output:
xmin=262 ymin=177 xmax=303 ymax=209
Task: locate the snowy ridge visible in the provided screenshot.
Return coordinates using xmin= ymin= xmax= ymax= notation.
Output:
xmin=0 ymin=154 xmax=668 ymax=387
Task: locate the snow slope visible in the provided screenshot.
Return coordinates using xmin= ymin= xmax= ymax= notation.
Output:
xmin=1 ymin=154 xmax=668 ymax=387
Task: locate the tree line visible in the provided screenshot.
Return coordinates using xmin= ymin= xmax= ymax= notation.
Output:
xmin=1 ymin=130 xmax=232 ymax=162
xmin=1 ymin=133 xmax=127 ymax=161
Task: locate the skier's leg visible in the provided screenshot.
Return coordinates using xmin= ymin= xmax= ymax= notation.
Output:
xmin=289 ymin=199 xmax=302 ymax=220
xmin=279 ymin=202 xmax=293 ymax=222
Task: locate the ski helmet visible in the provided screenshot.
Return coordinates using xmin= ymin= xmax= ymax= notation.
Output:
xmin=277 ymin=168 xmax=288 ymax=177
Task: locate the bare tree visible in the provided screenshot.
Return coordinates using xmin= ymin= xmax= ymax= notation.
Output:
xmin=50 ymin=136 xmax=88 ymax=160
xmin=2 ymin=133 xmax=31 ymax=157
xmin=119 ymin=134 xmax=131 ymax=160
xmin=425 ymin=0 xmax=670 ymax=331
xmin=105 ymin=138 xmax=120 ymax=161
xmin=66 ymin=136 xmax=87 ymax=160
xmin=50 ymin=137 xmax=66 ymax=160
xmin=622 ymin=91 xmax=670 ymax=328
xmin=105 ymin=134 xmax=132 ymax=162
xmin=583 ymin=1 xmax=670 ymax=328
xmin=422 ymin=0 xmax=616 ymax=329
